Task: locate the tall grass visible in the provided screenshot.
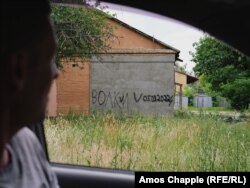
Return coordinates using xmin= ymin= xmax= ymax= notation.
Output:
xmin=44 ymin=112 xmax=250 ymax=171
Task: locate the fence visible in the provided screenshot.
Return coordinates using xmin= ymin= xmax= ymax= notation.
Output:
xmin=193 ymin=94 xmax=212 ymax=107
xmin=174 ymin=96 xmax=188 ymax=108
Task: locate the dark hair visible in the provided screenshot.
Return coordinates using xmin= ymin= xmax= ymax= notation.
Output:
xmin=0 ymin=0 xmax=51 ymax=59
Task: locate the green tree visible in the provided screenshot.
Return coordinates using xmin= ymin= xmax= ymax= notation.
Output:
xmin=51 ymin=4 xmax=115 ymax=67
xmin=183 ymin=84 xmax=195 ymax=106
xmin=191 ymin=36 xmax=250 ymax=111
xmin=175 ymin=62 xmax=186 ymax=73
xmin=183 ymin=82 xmax=205 ymax=106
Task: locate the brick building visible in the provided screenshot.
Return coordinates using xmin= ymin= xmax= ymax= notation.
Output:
xmin=47 ymin=17 xmax=181 ymax=116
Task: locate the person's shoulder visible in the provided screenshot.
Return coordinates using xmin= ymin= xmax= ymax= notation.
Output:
xmin=13 ymin=127 xmax=39 ymax=143
xmin=9 ymin=128 xmax=60 ymax=187
xmin=10 ymin=127 xmax=42 ymax=154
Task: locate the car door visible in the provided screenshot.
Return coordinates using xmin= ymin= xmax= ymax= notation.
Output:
xmin=33 ymin=1 xmax=250 ymax=188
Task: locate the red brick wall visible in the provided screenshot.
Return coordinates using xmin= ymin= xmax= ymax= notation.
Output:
xmin=46 ymin=81 xmax=57 ymax=116
xmin=106 ymin=19 xmax=166 ymax=50
xmin=56 ymin=59 xmax=90 ymax=115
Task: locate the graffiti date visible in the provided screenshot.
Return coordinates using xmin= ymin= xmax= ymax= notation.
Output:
xmin=134 ymin=93 xmax=174 ymax=106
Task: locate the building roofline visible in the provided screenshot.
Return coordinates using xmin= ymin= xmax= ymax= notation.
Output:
xmin=175 ymin=70 xmax=198 ymax=84
xmin=104 ymin=48 xmax=177 ymax=54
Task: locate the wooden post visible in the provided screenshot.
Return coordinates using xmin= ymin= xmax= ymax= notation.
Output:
xmin=180 ymin=84 xmax=182 ymax=109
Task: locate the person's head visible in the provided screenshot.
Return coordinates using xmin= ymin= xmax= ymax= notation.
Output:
xmin=0 ymin=0 xmax=58 ymax=134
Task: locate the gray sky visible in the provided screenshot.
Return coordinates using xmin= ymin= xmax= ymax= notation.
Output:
xmin=102 ymin=2 xmax=205 ymax=74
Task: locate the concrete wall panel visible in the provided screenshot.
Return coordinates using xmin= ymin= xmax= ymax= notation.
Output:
xmin=91 ymin=54 xmax=175 ymax=115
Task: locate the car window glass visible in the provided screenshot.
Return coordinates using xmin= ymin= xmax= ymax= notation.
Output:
xmin=44 ymin=3 xmax=250 ymax=172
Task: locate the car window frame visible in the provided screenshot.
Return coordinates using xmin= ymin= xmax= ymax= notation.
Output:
xmin=31 ymin=0 xmax=250 ymax=187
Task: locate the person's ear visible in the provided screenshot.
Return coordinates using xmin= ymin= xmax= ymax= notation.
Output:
xmin=9 ymin=50 xmax=29 ymax=91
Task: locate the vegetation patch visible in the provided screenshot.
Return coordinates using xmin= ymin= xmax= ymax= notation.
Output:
xmin=45 ymin=112 xmax=250 ymax=171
